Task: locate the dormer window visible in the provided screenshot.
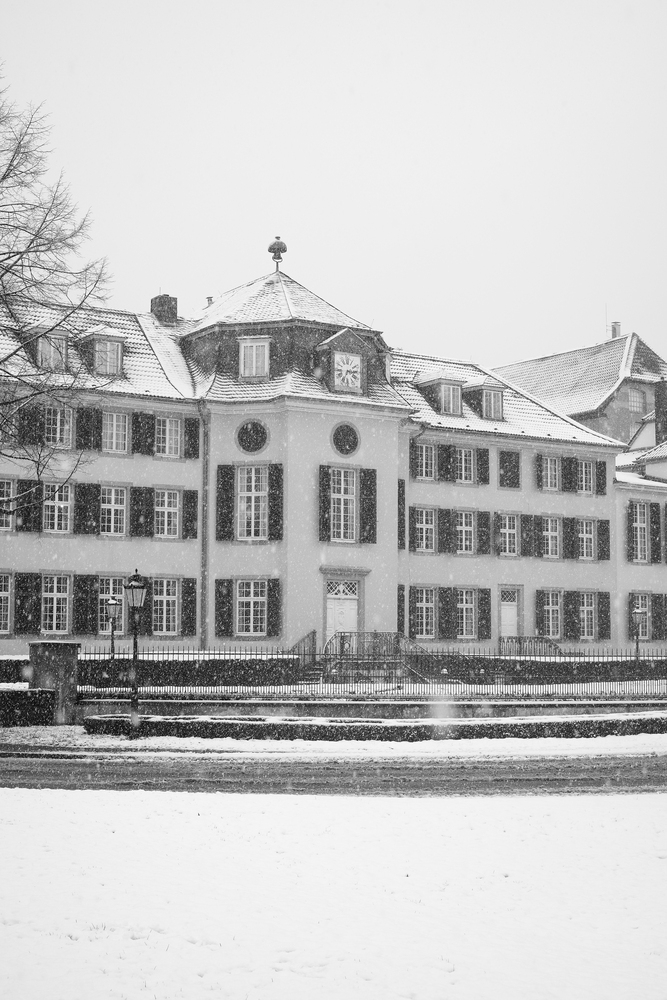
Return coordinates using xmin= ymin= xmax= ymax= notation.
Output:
xmin=38 ymin=335 xmax=67 ymax=371
xmin=440 ymin=384 xmax=462 ymax=415
xmin=94 ymin=340 xmax=122 ymax=376
xmin=483 ymin=389 xmax=503 ymax=420
xmin=239 ymin=339 xmax=270 ymax=378
xmin=334 ymin=352 xmax=362 ymax=392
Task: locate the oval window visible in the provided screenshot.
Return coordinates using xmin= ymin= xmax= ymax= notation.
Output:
xmin=237 ymin=421 xmax=268 ymax=453
xmin=332 ymin=423 xmax=359 ymax=456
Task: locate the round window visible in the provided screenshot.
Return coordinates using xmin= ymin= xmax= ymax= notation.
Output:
xmin=332 ymin=423 xmax=359 ymax=456
xmin=237 ymin=420 xmax=268 ymax=453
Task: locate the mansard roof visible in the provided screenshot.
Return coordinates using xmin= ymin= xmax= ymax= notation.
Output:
xmin=187 ymin=270 xmax=373 ymax=335
xmin=495 ymin=333 xmax=667 ymax=418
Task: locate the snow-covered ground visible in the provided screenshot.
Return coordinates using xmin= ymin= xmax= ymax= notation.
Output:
xmin=1 ymin=787 xmax=666 ymax=999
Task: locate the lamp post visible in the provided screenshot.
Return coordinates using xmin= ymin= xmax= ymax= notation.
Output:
xmin=632 ymin=607 xmax=643 ymax=664
xmin=106 ymin=597 xmax=121 ymax=661
xmin=123 ymin=570 xmax=147 ymax=736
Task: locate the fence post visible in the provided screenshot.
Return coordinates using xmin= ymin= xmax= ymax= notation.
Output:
xmin=28 ymin=641 xmax=80 ymax=725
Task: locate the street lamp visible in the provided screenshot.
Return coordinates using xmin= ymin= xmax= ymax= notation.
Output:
xmin=106 ymin=597 xmax=122 ymax=661
xmin=123 ymin=570 xmax=148 ymax=735
xmin=632 ymin=606 xmax=643 ymax=664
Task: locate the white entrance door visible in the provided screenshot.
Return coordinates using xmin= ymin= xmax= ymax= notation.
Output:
xmin=499 ymin=589 xmax=519 ymax=636
xmin=326 ymin=581 xmax=359 ymax=646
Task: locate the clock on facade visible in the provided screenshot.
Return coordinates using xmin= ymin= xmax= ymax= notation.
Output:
xmin=334 ymin=352 xmax=361 ymax=390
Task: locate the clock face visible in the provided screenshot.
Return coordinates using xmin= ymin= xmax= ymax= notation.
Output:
xmin=334 ymin=352 xmax=361 ymax=389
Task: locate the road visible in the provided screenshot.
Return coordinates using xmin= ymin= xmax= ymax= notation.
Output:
xmin=1 ymin=747 xmax=666 ymax=795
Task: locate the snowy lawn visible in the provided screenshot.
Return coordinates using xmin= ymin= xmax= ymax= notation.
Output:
xmin=1 ymin=789 xmax=666 ymax=1000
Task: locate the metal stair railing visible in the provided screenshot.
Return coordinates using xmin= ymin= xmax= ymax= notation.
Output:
xmin=321 ymin=631 xmax=438 ymax=682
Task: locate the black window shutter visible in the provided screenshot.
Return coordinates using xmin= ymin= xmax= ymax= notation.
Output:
xmin=131 ymin=412 xmax=155 ymax=455
xmin=14 ymin=572 xmax=42 ymax=634
xmin=563 ymin=518 xmax=578 ymax=560
xmin=533 ymin=515 xmax=544 ymax=557
xmin=651 ymin=594 xmax=665 ymax=642
xmin=437 ymin=444 xmax=456 ymax=482
xmin=627 ymin=502 xmax=635 ymax=561
xmin=597 ymin=520 xmax=610 ymax=561
xmin=478 ymin=589 xmax=491 ymax=640
xmin=438 ymin=587 xmax=457 ymax=640
xmin=520 ymin=514 xmax=534 ymax=556
xmin=492 ymin=512 xmax=502 ymax=555
xmin=499 ymin=451 xmax=520 ymax=488
xmin=129 ymin=486 xmax=155 ymax=537
xmin=319 ymin=465 xmax=332 ymax=542
xmin=595 ymin=460 xmax=607 ymax=496
xmin=535 ymin=454 xmax=543 ymax=490
xmin=397 ymin=584 xmax=405 ymax=634
xmin=17 ymin=407 xmax=44 ymax=446
xmin=535 ymin=590 xmax=546 ymax=635
xmin=73 ymin=575 xmax=99 ymax=634
xmin=627 ymin=594 xmax=636 ymax=642
xmin=563 ymin=591 xmax=581 ymax=639
xmin=562 ymin=457 xmax=578 ymax=492
xmin=359 ymin=469 xmax=377 ymax=544
xmin=184 ymin=417 xmax=200 ymax=459
xmin=15 ymin=480 xmax=42 ymax=532
xmin=397 ymin=479 xmax=406 ymax=550
xmin=409 ymin=439 xmax=419 ymax=479
xmin=437 ymin=508 xmax=456 ymax=554
xmin=597 ymin=593 xmax=611 ymax=640
xmin=408 ymin=586 xmax=417 ymax=639
xmin=477 ymin=511 xmax=491 ymax=555
xmin=268 ymin=464 xmax=283 ymax=541
xmin=136 ymin=580 xmax=153 ymax=636
xmin=650 ymin=503 xmax=661 ymax=563
xmin=215 ymin=579 xmax=234 ymax=637
xmin=73 ymin=483 xmax=101 ymax=535
xmin=216 ymin=465 xmax=235 ymax=541
xmin=181 ymin=578 xmax=197 ymax=636
xmin=408 ymin=507 xmax=417 ymax=552
xmin=182 ymin=490 xmax=199 ymax=539
xmin=476 ymin=449 xmax=489 ymax=485
xmin=75 ymin=408 xmax=98 ymax=451
xmin=266 ymin=579 xmax=282 ymax=637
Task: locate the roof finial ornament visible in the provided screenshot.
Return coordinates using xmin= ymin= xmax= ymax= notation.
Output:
xmin=268 ymin=236 xmax=287 ymax=271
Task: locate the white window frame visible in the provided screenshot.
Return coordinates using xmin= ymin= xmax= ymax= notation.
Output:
xmin=237 ymin=466 xmax=268 ymax=540
xmin=577 ymin=460 xmax=593 ymax=494
xmin=0 ymin=480 xmax=13 ymax=530
xmin=629 ymin=388 xmax=646 ymax=414
xmin=415 ymin=587 xmax=435 ymax=639
xmin=102 ymin=412 xmax=128 ymax=453
xmin=633 ymin=593 xmax=650 ymax=640
xmin=239 ymin=339 xmax=270 ymax=378
xmin=154 ymin=489 xmax=180 ymax=538
xmin=415 ymin=507 xmax=435 ymax=552
xmin=632 ymin=502 xmax=648 ymax=563
xmin=457 ymin=588 xmax=476 ymax=639
xmin=543 ymin=516 xmax=560 ymax=558
xmin=44 ymin=406 xmax=72 ymax=449
xmin=499 ymin=513 xmax=518 ymax=555
xmin=331 ymin=468 xmax=356 ymax=542
xmin=94 ymin=340 xmax=122 ymax=376
xmin=153 ymin=578 xmax=179 ymax=635
xmin=578 ymin=519 xmax=595 ymax=560
xmin=98 ymin=576 xmax=125 ymax=634
xmin=155 ymin=416 xmax=181 ymax=457
xmin=542 ymin=456 xmax=560 ymax=491
xmin=417 ymin=444 xmax=435 ymax=480
xmin=236 ymin=579 xmax=267 ymax=636
xmin=100 ymin=486 xmax=127 ymax=536
xmin=42 ymin=574 xmax=70 ymax=634
xmin=43 ymin=484 xmax=72 ymax=533
xmin=580 ymin=592 xmax=595 ymax=640
xmin=0 ymin=574 xmax=10 ymax=633
xmin=38 ymin=335 xmax=67 ymax=371
xmin=543 ymin=590 xmax=561 ymax=639
xmin=483 ymin=389 xmax=503 ymax=420
xmin=456 ymin=447 xmax=474 ymax=483
xmin=456 ymin=510 xmax=474 ymax=553
xmin=440 ymin=384 xmax=462 ymax=415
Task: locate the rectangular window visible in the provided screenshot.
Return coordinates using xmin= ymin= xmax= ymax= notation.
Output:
xmin=102 ymin=412 xmax=128 ymax=452
xmin=44 ymin=406 xmax=72 ymax=448
xmin=98 ymin=576 xmax=125 ymax=634
xmin=42 ymin=575 xmax=69 ymax=633
xmin=577 ymin=460 xmax=593 ymax=494
xmin=417 ymin=444 xmax=434 ymax=479
xmin=632 ymin=502 xmax=648 ymax=563
xmin=578 ymin=519 xmax=595 ymax=560
xmin=237 ymin=466 xmax=268 ymax=539
xmin=542 ymin=456 xmax=559 ymax=491
xmin=0 ymin=480 xmax=12 ymax=529
xmin=629 ymin=388 xmax=646 ymax=414
xmin=155 ymin=417 xmax=181 ymax=457
xmin=236 ymin=579 xmax=267 ymax=635
xmin=456 ymin=448 xmax=474 ymax=483
xmin=331 ymin=468 xmax=356 ymax=541
xmin=240 ymin=341 xmax=269 ymax=378
xmin=457 ymin=589 xmax=476 ymax=639
xmin=153 ymin=578 xmax=179 ymax=635
xmin=580 ymin=592 xmax=595 ymax=640
xmin=441 ymin=384 xmax=461 ymax=415
xmin=499 ymin=514 xmax=518 ymax=555
xmin=38 ymin=335 xmax=67 ymax=371
xmin=0 ymin=575 xmax=9 ymax=633
xmin=100 ymin=486 xmax=126 ymax=535
xmin=543 ymin=517 xmax=560 ymax=558
xmin=456 ymin=511 xmax=474 ymax=553
xmin=633 ymin=594 xmax=650 ymax=639
xmin=543 ymin=591 xmax=561 ymax=638
xmin=483 ymin=389 xmax=503 ymax=419
xmin=155 ymin=489 xmax=180 ymax=537
xmin=94 ymin=341 xmax=122 ymax=375
xmin=415 ymin=587 xmax=435 ymax=639
xmin=43 ymin=484 xmax=71 ymax=533
xmin=415 ymin=508 xmax=435 ymax=551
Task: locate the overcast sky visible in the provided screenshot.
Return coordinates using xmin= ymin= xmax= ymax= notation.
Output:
xmin=4 ymin=0 xmax=667 ymax=366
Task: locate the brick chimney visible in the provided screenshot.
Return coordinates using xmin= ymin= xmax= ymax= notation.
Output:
xmin=151 ymin=294 xmax=178 ymax=324
xmin=655 ymin=380 xmax=667 ymax=444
